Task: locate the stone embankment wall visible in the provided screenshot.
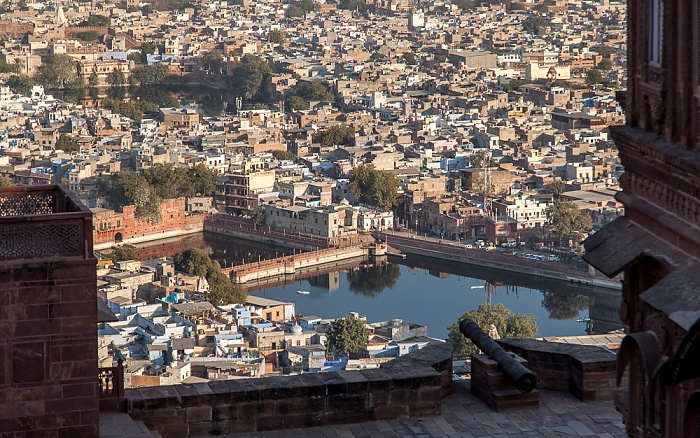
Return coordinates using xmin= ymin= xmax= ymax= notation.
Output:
xmin=125 ymin=344 xmax=452 ymax=437
xmin=377 ymin=232 xmax=621 ymax=290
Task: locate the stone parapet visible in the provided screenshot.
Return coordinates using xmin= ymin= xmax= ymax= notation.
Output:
xmin=497 ymin=338 xmax=617 ymax=402
xmin=126 ymin=343 xmax=452 ymax=437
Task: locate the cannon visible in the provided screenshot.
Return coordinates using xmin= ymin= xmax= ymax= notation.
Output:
xmin=459 ymin=318 xmax=537 ymax=393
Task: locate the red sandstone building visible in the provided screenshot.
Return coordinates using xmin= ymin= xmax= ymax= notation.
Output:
xmin=92 ymin=197 xmax=204 ymax=248
xmin=584 ymin=1 xmax=700 ymax=436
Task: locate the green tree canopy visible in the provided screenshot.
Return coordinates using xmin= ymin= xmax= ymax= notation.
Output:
xmin=88 ymin=72 xmax=99 ymax=87
xmin=102 ymin=171 xmax=163 ymax=222
xmin=38 ymin=55 xmax=82 ymax=90
xmin=197 ymin=49 xmax=224 ymax=74
xmin=285 ymin=0 xmax=319 ymax=17
xmin=227 ymin=54 xmax=271 ymax=101
xmin=545 ymin=200 xmax=593 ymax=246
xmin=140 ymin=163 xmax=218 ymax=199
xmin=111 ymin=244 xmax=138 ymax=262
xmin=6 ymin=75 xmax=35 ymax=96
xmin=546 ymin=180 xmax=566 ymax=198
xmin=597 ymin=58 xmax=613 ymax=71
xmin=79 ymin=15 xmax=110 ymax=27
xmin=269 ymin=149 xmax=297 ymax=161
xmin=251 ymin=203 xmax=266 ymax=228
xmin=0 ymin=175 xmax=14 ymax=187
xmin=594 ymin=44 xmax=616 ymax=59
xmin=75 ymin=31 xmax=100 ymax=41
xmin=348 ymin=165 xmax=399 ymax=210
xmin=269 ymin=29 xmax=284 ymax=45
xmin=347 ymin=263 xmax=400 ymax=297
xmin=107 ymin=69 xmax=126 ymax=87
xmin=585 ymin=68 xmax=604 ymax=86
xmin=285 ymin=95 xmax=309 ymax=111
xmin=173 ymin=249 xmax=246 ymax=306
xmin=522 ymin=15 xmax=548 ymax=34
xmin=56 ymin=134 xmax=80 ymax=153
xmin=292 ymin=79 xmax=334 ymax=101
xmin=313 ymin=125 xmax=355 ymax=147
xmin=447 ymin=303 xmax=539 ymax=356
xmin=326 ymin=316 xmax=370 ymax=358
xmin=132 ymin=64 xmax=169 ymax=85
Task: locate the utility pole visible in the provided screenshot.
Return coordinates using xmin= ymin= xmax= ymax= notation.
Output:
xmin=483 ymin=149 xmax=492 ymax=217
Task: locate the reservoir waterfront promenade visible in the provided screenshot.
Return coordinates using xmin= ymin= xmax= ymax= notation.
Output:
xmin=202 ymin=215 xmax=621 ymax=291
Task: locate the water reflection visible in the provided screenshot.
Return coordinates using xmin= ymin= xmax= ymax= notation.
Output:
xmin=346 ymin=262 xmax=401 ymax=297
xmin=541 ymin=292 xmax=590 ymax=320
xmin=131 ymin=234 xmax=623 ymax=339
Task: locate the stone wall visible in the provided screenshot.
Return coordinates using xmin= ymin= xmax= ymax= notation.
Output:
xmin=0 ymin=186 xmax=98 ymax=436
xmin=126 ymin=343 xmax=452 ymax=437
xmin=497 ymin=339 xmax=617 ymax=402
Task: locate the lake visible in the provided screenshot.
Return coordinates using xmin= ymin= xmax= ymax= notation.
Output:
xmin=133 ymin=233 xmax=623 ymax=341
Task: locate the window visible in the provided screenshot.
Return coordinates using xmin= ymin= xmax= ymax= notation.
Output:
xmin=648 ymin=0 xmax=664 ymax=66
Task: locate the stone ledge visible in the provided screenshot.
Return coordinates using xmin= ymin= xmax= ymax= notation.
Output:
xmin=126 ymin=343 xmax=452 ymax=437
xmin=497 ymin=338 xmax=617 ymax=402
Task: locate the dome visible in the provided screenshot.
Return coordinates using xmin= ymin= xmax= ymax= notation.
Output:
xmin=290 ymin=323 xmax=302 ymax=334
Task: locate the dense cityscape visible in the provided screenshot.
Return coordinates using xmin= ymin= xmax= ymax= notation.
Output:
xmin=7 ymin=0 xmax=698 ymax=436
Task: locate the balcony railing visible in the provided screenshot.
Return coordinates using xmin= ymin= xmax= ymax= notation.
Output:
xmin=98 ymin=359 xmax=124 ymax=399
xmin=0 ymin=185 xmax=93 ymax=260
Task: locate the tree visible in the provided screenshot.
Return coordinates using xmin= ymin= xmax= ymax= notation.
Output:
xmin=503 ymin=79 xmax=527 ymax=92
xmin=326 ymin=316 xmax=370 ymax=358
xmin=585 ymin=68 xmax=604 ymax=87
xmin=269 ymin=149 xmax=297 ymax=161
xmin=447 ymin=303 xmax=538 ymax=356
xmin=103 ymin=171 xmax=163 ymax=222
xmin=79 ymin=15 xmax=110 ymax=27
xmin=251 ymin=204 xmax=266 ymax=228
xmin=546 ymin=180 xmax=566 ymax=199
xmin=292 ymin=79 xmax=334 ymax=101
xmin=285 ymin=95 xmax=309 ymax=111
xmin=453 ymin=0 xmax=475 ymax=10
xmin=594 ymin=44 xmax=616 ymax=59
xmin=597 ymin=58 xmax=613 ymax=71
xmin=227 ymin=54 xmax=271 ymax=100
xmin=522 ymin=15 xmax=548 ymax=35
xmin=111 ymin=244 xmax=138 ymax=262
xmin=186 ymin=164 xmax=218 ymax=197
xmin=313 ymin=125 xmax=355 ymax=147
xmin=140 ymin=163 xmax=192 ymax=199
xmin=285 ymin=0 xmax=319 ymax=17
xmin=269 ymin=29 xmax=284 ymax=45
xmin=88 ymin=72 xmax=99 ymax=87
xmin=197 ymin=49 xmax=224 ymax=74
xmin=131 ymin=64 xmax=169 ymax=85
xmin=348 ymin=165 xmax=399 ymax=210
xmin=174 ymin=249 xmax=246 ymax=306
xmin=107 ymin=69 xmax=126 ymax=87
xmin=0 ymin=175 xmax=13 ymax=187
xmin=6 ymin=75 xmax=35 ymax=96
xmin=545 ymin=200 xmax=592 ymax=247
xmin=174 ymin=248 xmax=213 ymax=278
xmin=56 ymin=134 xmax=80 ymax=153
xmin=75 ymin=31 xmax=100 ymax=41
xmin=346 ymin=263 xmax=400 ymax=297
xmin=541 ymin=292 xmax=589 ymax=320
xmin=38 ymin=55 xmax=82 ymax=90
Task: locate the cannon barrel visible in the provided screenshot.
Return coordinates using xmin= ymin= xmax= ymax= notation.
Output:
xmin=459 ymin=318 xmax=537 ymax=393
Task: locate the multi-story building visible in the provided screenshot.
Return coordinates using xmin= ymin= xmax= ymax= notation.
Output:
xmin=215 ymin=170 xmax=275 ymax=215
xmin=493 ymin=194 xmax=549 ymax=229
xmin=263 ymin=203 xmax=358 ymax=238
